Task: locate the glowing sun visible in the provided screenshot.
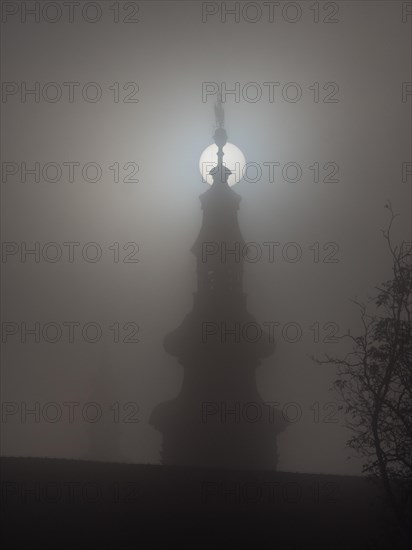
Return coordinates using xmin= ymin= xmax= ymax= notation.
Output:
xmin=199 ymin=142 xmax=246 ymax=186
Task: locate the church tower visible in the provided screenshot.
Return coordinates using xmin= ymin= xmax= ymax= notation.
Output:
xmin=150 ymin=100 xmax=285 ymax=470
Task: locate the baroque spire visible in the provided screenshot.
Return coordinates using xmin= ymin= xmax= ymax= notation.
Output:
xmin=210 ymin=93 xmax=232 ymax=186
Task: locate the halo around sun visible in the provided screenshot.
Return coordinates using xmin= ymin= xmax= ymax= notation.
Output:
xmin=199 ymin=142 xmax=246 ymax=187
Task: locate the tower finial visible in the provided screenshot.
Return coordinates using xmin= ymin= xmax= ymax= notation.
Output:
xmin=211 ymin=92 xmax=230 ymax=185
xmin=214 ymin=92 xmax=225 ymax=129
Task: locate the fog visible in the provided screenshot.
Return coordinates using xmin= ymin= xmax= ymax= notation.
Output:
xmin=1 ymin=0 xmax=411 ymax=475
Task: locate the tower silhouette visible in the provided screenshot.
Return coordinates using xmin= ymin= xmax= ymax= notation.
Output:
xmin=150 ymin=100 xmax=286 ymax=469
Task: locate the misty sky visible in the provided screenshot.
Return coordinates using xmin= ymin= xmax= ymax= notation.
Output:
xmin=1 ymin=0 xmax=411 ymax=475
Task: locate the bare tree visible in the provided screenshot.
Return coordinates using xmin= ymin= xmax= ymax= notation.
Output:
xmin=315 ymin=203 xmax=411 ymax=538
